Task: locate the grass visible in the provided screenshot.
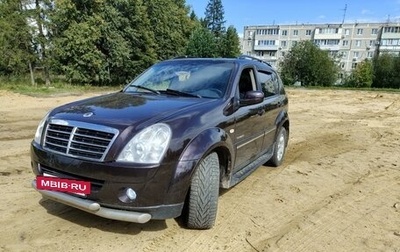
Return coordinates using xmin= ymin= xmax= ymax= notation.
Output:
xmin=0 ymin=78 xmax=120 ymax=97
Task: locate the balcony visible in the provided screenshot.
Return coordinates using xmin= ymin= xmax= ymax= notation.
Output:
xmin=314 ymin=33 xmax=342 ymax=40
xmin=254 ymin=45 xmax=279 ymax=51
xmin=318 ymin=45 xmax=340 ymax=51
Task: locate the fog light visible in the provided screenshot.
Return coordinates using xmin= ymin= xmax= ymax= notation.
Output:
xmin=126 ymin=188 xmax=137 ymax=200
xmin=118 ymin=187 xmax=137 ymax=203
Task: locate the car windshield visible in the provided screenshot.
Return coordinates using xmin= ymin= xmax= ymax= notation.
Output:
xmin=124 ymin=60 xmax=234 ymax=98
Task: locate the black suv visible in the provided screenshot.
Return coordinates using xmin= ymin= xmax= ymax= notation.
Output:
xmin=31 ymin=56 xmax=289 ymax=229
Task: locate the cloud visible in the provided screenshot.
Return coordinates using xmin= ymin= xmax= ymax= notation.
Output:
xmin=361 ymin=9 xmax=373 ymax=15
xmin=318 ymin=15 xmax=326 ymax=19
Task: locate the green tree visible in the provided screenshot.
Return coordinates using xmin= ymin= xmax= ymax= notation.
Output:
xmin=144 ymin=0 xmax=193 ymax=60
xmin=372 ymin=53 xmax=400 ymax=89
xmin=220 ymin=25 xmax=240 ymax=58
xmin=204 ymin=0 xmax=225 ymax=39
xmin=0 ymin=0 xmax=35 ymax=81
xmin=280 ymin=40 xmax=338 ymax=86
xmin=30 ymin=0 xmax=54 ymax=86
xmin=186 ymin=27 xmax=217 ymax=57
xmin=347 ymin=60 xmax=373 ymax=88
xmin=51 ymin=0 xmax=157 ymax=85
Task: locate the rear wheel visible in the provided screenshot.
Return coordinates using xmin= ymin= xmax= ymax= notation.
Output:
xmin=187 ymin=152 xmax=220 ymax=229
xmin=268 ymin=127 xmax=287 ymax=167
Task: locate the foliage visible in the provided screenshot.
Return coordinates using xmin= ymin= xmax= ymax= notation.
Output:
xmin=279 ymin=41 xmax=338 ymax=86
xmin=186 ymin=27 xmax=217 ymax=57
xmin=344 ymin=60 xmax=373 ymax=88
xmin=220 ymin=26 xmax=241 ymax=58
xmin=203 ymin=0 xmax=225 ymax=38
xmin=51 ymin=0 xmax=157 ymax=85
xmin=372 ymin=53 xmax=400 ymax=89
xmin=144 ymin=0 xmax=194 ymax=60
xmin=0 ymin=0 xmax=35 ymax=76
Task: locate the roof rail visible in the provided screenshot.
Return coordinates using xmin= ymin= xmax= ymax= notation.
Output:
xmin=238 ymin=55 xmax=272 ymax=67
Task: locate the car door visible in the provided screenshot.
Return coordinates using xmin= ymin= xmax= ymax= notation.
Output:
xmin=233 ymin=67 xmax=266 ymax=170
xmin=259 ymin=70 xmax=286 ymax=150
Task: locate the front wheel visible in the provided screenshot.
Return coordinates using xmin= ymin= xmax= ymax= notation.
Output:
xmin=268 ymin=127 xmax=287 ymax=167
xmin=186 ymin=152 xmax=220 ymax=229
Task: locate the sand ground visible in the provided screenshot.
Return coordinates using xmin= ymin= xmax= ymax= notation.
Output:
xmin=0 ymin=88 xmax=399 ymax=252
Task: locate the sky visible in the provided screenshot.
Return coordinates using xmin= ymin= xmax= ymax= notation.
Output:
xmin=186 ymin=0 xmax=400 ymax=35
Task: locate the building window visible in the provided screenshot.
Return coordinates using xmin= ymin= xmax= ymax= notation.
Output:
xmin=292 ymin=41 xmax=298 ymax=46
xmin=281 ymin=52 xmax=285 ymax=57
xmin=355 ymin=40 xmax=361 ymax=47
xmin=367 ymin=51 xmax=374 ymax=58
xmin=318 ymin=28 xmax=339 ymax=34
xmin=352 ymin=62 xmax=358 ymax=69
xmin=342 ymin=51 xmax=347 ymax=58
xmin=357 ymin=28 xmax=363 ymax=35
xmin=306 ymin=30 xmax=312 ymax=35
xmin=343 ymin=40 xmax=349 ymax=46
xmin=257 ymin=40 xmax=276 ymax=46
xmin=293 ymin=30 xmax=299 ymax=36
xmin=341 ymin=63 xmax=345 ymax=69
xmin=281 ymin=41 xmax=287 ymax=47
xmin=345 ymin=29 xmax=350 ymax=35
xmin=353 ymin=52 xmax=359 ymax=58
xmin=314 ymin=39 xmax=340 ymax=46
xmin=369 ymin=40 xmax=375 ymax=46
xmin=384 ymin=27 xmax=400 ymax=33
xmin=282 ymin=30 xmax=288 ymax=36
xmin=257 ymin=29 xmax=279 ymax=35
xmin=382 ymin=39 xmax=400 ymax=45
xmin=371 ymin=28 xmax=378 ymax=35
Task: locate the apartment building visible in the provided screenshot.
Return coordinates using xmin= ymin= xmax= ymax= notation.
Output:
xmin=241 ymin=22 xmax=400 ymax=76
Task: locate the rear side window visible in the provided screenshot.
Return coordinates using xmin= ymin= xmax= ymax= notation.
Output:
xmin=258 ymin=71 xmax=279 ymax=97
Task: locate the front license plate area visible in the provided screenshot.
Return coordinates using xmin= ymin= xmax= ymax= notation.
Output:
xmin=36 ymin=176 xmax=91 ymax=195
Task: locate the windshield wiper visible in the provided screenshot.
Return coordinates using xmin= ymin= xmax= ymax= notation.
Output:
xmin=165 ymin=89 xmax=202 ymax=98
xmin=129 ymin=85 xmax=160 ymax=94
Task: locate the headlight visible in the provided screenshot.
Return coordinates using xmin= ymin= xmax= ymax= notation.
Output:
xmin=117 ymin=123 xmax=172 ymax=164
xmin=34 ymin=112 xmax=50 ymax=145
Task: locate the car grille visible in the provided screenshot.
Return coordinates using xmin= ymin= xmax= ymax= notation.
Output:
xmin=44 ymin=120 xmax=119 ymax=161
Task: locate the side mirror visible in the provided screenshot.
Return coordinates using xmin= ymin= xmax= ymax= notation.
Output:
xmin=240 ymin=91 xmax=264 ymax=106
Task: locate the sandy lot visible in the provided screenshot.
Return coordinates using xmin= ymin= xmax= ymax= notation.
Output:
xmin=0 ymin=88 xmax=399 ymax=252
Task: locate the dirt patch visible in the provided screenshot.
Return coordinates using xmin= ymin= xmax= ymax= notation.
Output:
xmin=0 ymin=89 xmax=399 ymax=251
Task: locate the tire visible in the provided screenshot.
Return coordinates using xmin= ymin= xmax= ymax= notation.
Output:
xmin=268 ymin=127 xmax=287 ymax=167
xmin=186 ymin=152 xmax=220 ymax=229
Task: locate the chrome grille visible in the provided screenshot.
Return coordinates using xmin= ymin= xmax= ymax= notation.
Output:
xmin=44 ymin=120 xmax=119 ymax=161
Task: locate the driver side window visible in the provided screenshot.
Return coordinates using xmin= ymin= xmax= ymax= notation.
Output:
xmin=238 ymin=68 xmax=256 ymax=98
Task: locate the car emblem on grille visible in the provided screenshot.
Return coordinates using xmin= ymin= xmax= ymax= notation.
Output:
xmin=83 ymin=112 xmax=94 ymax=118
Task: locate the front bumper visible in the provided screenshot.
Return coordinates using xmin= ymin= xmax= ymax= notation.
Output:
xmin=31 ymin=142 xmax=197 ymax=220
xmin=32 ymin=180 xmax=152 ymax=223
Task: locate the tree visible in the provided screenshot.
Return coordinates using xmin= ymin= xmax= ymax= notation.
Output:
xmin=186 ymin=27 xmax=217 ymax=57
xmin=220 ymin=25 xmax=240 ymax=58
xmin=51 ymin=0 xmax=157 ymax=85
xmin=31 ymin=0 xmax=54 ymax=86
xmin=204 ymin=0 xmax=225 ymax=39
xmin=372 ymin=53 xmax=400 ymax=89
xmin=0 ymin=0 xmax=35 ymax=81
xmin=346 ymin=60 xmax=373 ymax=88
xmin=280 ymin=41 xmax=338 ymax=86
xmin=144 ymin=0 xmax=193 ymax=60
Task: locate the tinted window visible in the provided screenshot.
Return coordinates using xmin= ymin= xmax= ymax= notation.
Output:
xmin=258 ymin=71 xmax=279 ymax=97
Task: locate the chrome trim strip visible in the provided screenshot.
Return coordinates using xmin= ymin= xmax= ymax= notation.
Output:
xmin=44 ymin=119 xmax=119 ymax=162
xmin=237 ymin=133 xmax=265 ymax=149
xmin=32 ymin=180 xmax=151 ymax=223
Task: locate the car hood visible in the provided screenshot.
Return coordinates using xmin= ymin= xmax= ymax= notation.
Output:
xmin=50 ymin=92 xmax=215 ymax=129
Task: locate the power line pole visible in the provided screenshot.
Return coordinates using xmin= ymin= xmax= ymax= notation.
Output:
xmin=341 ymin=4 xmax=347 ymax=25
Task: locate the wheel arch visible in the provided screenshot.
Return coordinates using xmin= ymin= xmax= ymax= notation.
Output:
xmin=166 ymin=127 xmax=234 ymax=204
